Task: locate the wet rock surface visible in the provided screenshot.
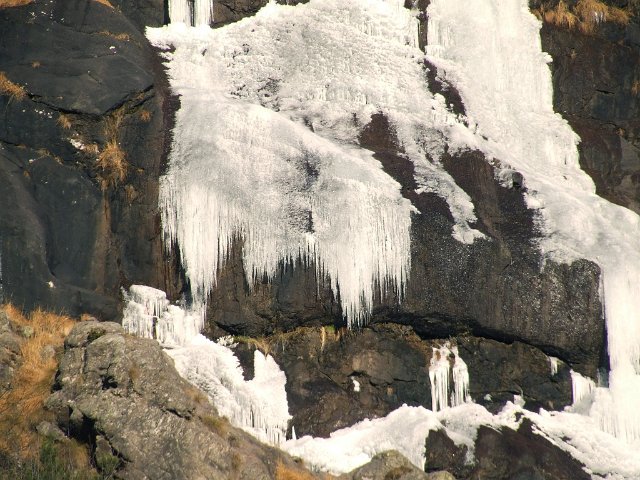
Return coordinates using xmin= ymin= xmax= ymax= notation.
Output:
xmin=425 ymin=419 xmax=591 ymax=480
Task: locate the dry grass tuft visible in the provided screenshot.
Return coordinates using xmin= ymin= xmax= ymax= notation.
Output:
xmin=539 ymin=0 xmax=630 ymax=34
xmin=139 ymin=109 xmax=152 ymax=122
xmin=0 ymin=305 xmax=75 ymax=458
xmin=97 ymin=140 xmax=127 ymax=187
xmin=31 ymin=61 xmax=41 ymax=68
xmin=57 ymin=113 xmax=72 ymax=130
xmin=0 ymin=0 xmax=33 ymax=8
xmin=93 ymin=0 xmax=113 ymax=8
xmin=96 ymin=107 xmax=129 ymax=188
xmin=99 ymin=30 xmax=131 ymax=42
xmin=632 ymin=80 xmax=640 ymax=96
xmin=0 ymin=71 xmax=27 ymax=101
xmin=543 ymin=1 xmax=579 ymax=29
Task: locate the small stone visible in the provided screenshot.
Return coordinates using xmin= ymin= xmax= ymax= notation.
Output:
xmin=36 ymin=421 xmax=68 ymax=443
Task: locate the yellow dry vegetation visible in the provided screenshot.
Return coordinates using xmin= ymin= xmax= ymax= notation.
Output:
xmin=0 ymin=305 xmax=75 ymax=457
xmin=93 ymin=0 xmax=113 ymax=8
xmin=538 ymin=0 xmax=630 ymax=34
xmin=0 ymin=71 xmax=26 ymax=101
xmin=275 ymin=460 xmax=319 ymax=480
xmin=0 ymin=0 xmax=33 ymax=8
xmin=96 ymin=107 xmax=129 ymax=189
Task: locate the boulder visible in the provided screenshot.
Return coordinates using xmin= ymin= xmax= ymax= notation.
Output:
xmin=47 ymin=321 xmax=307 ymax=479
xmin=424 ymin=419 xmax=591 ymax=480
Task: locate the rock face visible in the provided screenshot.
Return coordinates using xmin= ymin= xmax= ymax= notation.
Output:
xmin=45 ymin=321 xmax=440 ymax=480
xmin=238 ymin=324 xmax=571 ymax=438
xmin=46 ymin=321 xmax=303 ymax=479
xmin=425 ymin=419 xmax=591 ymax=480
xmin=0 ymin=0 xmax=179 ymax=320
xmin=532 ymin=0 xmax=640 ymax=215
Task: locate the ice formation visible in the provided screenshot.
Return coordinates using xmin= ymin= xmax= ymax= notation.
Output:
xmin=428 ymin=343 xmax=470 ymax=412
xmin=571 ymin=370 xmax=597 ymax=408
xmin=427 ymin=0 xmax=640 ymax=444
xmin=122 ymin=285 xmax=291 ymax=445
xmin=148 ymin=0 xmax=487 ymax=327
xmin=549 ymin=356 xmax=560 ymax=376
xmin=168 ymin=0 xmax=213 ymax=26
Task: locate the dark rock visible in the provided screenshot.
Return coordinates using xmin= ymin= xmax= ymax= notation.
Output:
xmin=0 ymin=0 xmax=177 ymax=320
xmin=110 ymin=0 xmax=167 ymax=31
xmin=458 ymin=337 xmax=572 ymax=413
xmin=538 ymin=15 xmax=640 ymax=215
xmin=261 ymin=324 xmax=571 ymax=437
xmin=425 ymin=419 xmax=591 ymax=480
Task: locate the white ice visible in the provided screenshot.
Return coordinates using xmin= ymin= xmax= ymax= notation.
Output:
xmin=427 ymin=0 xmax=640 ymax=445
xmin=168 ymin=0 xmax=213 ymax=26
xmin=148 ymin=0 xmax=487 ymax=326
xmin=121 ymin=285 xmax=291 ymax=445
xmin=429 ymin=342 xmax=470 ymax=411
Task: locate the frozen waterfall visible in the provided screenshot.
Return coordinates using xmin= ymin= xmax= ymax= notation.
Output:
xmin=122 ymin=285 xmax=291 ymax=445
xmin=168 ymin=0 xmax=213 ymax=26
xmin=427 ymin=0 xmax=640 ymax=444
xmin=148 ymin=0 xmax=487 ymax=327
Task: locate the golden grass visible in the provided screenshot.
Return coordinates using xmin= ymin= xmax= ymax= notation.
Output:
xmin=0 ymin=305 xmax=75 ymax=458
xmin=57 ymin=113 xmax=72 ymax=130
xmin=539 ymin=0 xmax=630 ymax=34
xmin=97 ymin=139 xmax=127 ymax=187
xmin=275 ymin=460 xmax=317 ymax=480
xmin=93 ymin=0 xmax=113 ymax=7
xmin=0 ymin=0 xmax=33 ymax=8
xmin=0 ymin=71 xmax=26 ymax=101
xmin=96 ymin=107 xmax=129 ymax=188
xmin=543 ymin=1 xmax=579 ymax=29
xmin=632 ymin=80 xmax=640 ymax=96
xmin=98 ymin=30 xmax=131 ymax=42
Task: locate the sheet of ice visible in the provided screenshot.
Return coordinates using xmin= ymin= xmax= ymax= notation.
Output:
xmin=121 ymin=285 xmax=291 ymax=445
xmin=427 ymin=0 xmax=640 ymax=444
xmin=147 ymin=0 xmax=487 ymax=326
xmin=429 ymin=343 xmax=470 ymax=411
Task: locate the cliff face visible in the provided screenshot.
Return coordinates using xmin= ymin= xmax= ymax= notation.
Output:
xmin=1 ymin=0 xmax=639 ymax=478
xmin=0 ymin=0 xmax=182 ymax=320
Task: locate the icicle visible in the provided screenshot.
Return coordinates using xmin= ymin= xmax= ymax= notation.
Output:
xmin=571 ymin=370 xmax=596 ymax=406
xmin=429 ymin=343 xmax=469 ymax=412
xmin=549 ymin=356 xmax=560 ymax=376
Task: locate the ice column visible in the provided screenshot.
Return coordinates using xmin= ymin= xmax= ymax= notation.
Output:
xmin=168 ymin=0 xmax=213 ymax=26
xmin=429 ymin=343 xmax=470 ymax=411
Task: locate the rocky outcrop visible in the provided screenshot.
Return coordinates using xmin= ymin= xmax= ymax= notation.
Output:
xmin=424 ymin=419 xmax=591 ymax=480
xmin=46 ymin=321 xmax=305 ymax=479
xmin=0 ymin=0 xmax=178 ymax=320
xmin=235 ymin=324 xmax=571 ymax=438
xmin=532 ymin=0 xmax=640 ymax=214
xmin=45 ymin=320 xmax=448 ymax=479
